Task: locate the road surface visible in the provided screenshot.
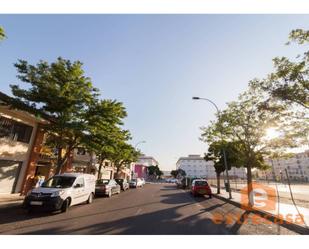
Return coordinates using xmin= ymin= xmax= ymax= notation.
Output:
xmin=0 ymin=183 xmax=301 ymax=235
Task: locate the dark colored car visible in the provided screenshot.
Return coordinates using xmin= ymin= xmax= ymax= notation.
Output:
xmin=95 ymin=179 xmax=121 ymax=197
xmin=115 ymin=178 xmax=129 ymax=191
xmin=191 ymin=179 xmax=212 ymax=198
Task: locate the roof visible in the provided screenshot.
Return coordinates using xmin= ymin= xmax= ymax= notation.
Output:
xmin=176 ymin=155 xmax=205 ymax=164
xmin=0 ymin=91 xmax=52 ymax=122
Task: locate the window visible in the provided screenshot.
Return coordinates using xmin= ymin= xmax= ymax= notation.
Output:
xmin=0 ymin=116 xmax=33 ymax=143
xmin=104 ymin=162 xmax=109 ymax=167
xmin=75 ymin=177 xmax=85 ymax=187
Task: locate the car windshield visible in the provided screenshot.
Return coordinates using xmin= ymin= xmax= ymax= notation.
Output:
xmin=195 ymin=181 xmax=208 ymax=186
xmin=96 ymin=179 xmax=110 ymax=185
xmin=41 ymin=176 xmax=76 ymax=188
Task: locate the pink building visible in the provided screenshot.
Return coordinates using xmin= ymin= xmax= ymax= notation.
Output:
xmin=133 ymin=164 xmax=148 ymax=178
xmin=133 ymin=155 xmax=159 ymax=179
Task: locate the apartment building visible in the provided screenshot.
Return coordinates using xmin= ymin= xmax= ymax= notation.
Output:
xmin=176 ymin=154 xmax=247 ymax=179
xmin=176 ymin=155 xmax=216 ymax=178
xmin=261 ymin=150 xmax=309 ymax=182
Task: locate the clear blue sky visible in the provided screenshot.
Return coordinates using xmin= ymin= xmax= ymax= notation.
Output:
xmin=1 ymin=15 xmax=308 ymax=171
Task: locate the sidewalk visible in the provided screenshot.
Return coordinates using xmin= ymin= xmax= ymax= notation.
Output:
xmin=0 ymin=193 xmax=24 ymax=208
xmin=210 ymin=186 xmax=309 ymax=231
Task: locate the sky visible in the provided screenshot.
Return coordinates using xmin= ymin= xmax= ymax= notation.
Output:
xmin=0 ymin=15 xmax=308 ymax=171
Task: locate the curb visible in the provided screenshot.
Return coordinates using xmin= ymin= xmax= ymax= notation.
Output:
xmin=213 ymin=193 xmax=309 ymax=235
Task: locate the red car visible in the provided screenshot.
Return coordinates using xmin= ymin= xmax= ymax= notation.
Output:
xmin=191 ymin=179 xmax=212 ymax=198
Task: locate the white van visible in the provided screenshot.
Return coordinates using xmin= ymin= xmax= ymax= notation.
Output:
xmin=23 ymin=173 xmax=96 ymax=213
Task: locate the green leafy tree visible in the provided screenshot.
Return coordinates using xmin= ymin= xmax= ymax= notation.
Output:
xmin=201 ymin=85 xmax=294 ymax=206
xmin=148 ymin=165 xmax=163 ymax=179
xmin=111 ymin=142 xmax=140 ymax=176
xmin=84 ymin=99 xmax=129 ymax=179
xmin=0 ymin=26 xmax=5 ymax=41
xmin=157 ymin=170 xmax=163 ymax=179
xmin=250 ymin=29 xmax=309 ymax=147
xmin=204 ymin=141 xmax=243 ymax=194
xmin=170 ymin=170 xmax=178 ymax=178
xmin=10 ymin=57 xmax=99 ymax=174
xmin=256 ymin=29 xmax=309 ymax=109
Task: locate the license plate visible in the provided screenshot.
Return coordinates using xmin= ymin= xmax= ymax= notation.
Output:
xmin=198 ymin=190 xmax=206 ymax=194
xmin=30 ymin=201 xmax=43 ymax=206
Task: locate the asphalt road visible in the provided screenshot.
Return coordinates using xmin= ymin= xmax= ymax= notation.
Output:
xmin=0 ymin=183 xmax=301 ymax=235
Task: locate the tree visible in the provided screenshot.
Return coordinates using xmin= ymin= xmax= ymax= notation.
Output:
xmin=0 ymin=26 xmax=5 ymax=41
xmin=170 ymin=170 xmax=178 ymax=178
xmin=111 ymin=142 xmax=140 ymax=176
xmin=148 ymin=165 xmax=163 ymax=179
xmin=204 ymin=141 xmax=243 ymax=194
xmin=257 ymin=29 xmax=309 ymax=109
xmin=84 ymin=99 xmax=129 ymax=179
xmin=250 ymin=29 xmax=309 ymax=148
xmin=10 ymin=58 xmax=100 ymax=174
xmin=201 ymin=85 xmax=294 ymax=206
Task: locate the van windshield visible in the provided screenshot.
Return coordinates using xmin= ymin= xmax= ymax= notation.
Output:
xmin=41 ymin=176 xmax=76 ymax=188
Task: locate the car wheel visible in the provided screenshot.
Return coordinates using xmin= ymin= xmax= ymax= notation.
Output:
xmin=209 ymin=194 xmax=212 ymax=199
xmin=61 ymin=199 xmax=69 ymax=213
xmin=87 ymin=193 xmax=94 ymax=204
xmin=27 ymin=208 xmax=32 ymax=214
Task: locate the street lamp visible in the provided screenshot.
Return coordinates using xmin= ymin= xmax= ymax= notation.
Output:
xmin=192 ymin=96 xmax=232 ymax=199
xmin=135 ymin=140 xmax=146 ymax=150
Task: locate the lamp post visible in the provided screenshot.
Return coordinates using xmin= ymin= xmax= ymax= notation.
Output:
xmin=192 ymin=96 xmax=232 ymax=199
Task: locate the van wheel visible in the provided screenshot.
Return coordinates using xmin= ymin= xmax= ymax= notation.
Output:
xmin=61 ymin=199 xmax=69 ymax=213
xmin=87 ymin=193 xmax=94 ymax=204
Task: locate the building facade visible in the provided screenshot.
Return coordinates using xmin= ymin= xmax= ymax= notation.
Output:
xmin=258 ymin=150 xmax=309 ymax=182
xmin=176 ymin=154 xmax=247 ymax=179
xmin=176 ymin=155 xmax=216 ymax=178
xmin=133 ymin=154 xmax=159 ymax=178
xmin=0 ymin=92 xmax=49 ymax=194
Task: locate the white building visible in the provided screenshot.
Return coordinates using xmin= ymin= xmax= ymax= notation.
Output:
xmin=136 ymin=154 xmax=159 ymax=166
xmin=176 ymin=155 xmax=216 ymax=178
xmin=176 ymin=154 xmax=247 ymax=179
xmin=261 ymin=150 xmax=309 ymax=182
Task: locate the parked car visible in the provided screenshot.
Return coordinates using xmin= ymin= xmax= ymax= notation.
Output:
xmin=140 ymin=178 xmax=146 ymax=185
xmin=129 ymin=178 xmax=143 ymax=188
xmin=169 ymin=178 xmax=177 ymax=184
xmin=191 ymin=179 xmax=212 ymax=198
xmin=115 ymin=178 xmax=129 ymax=191
xmin=95 ymin=179 xmax=121 ymax=197
xmin=23 ymin=173 xmax=96 ymax=213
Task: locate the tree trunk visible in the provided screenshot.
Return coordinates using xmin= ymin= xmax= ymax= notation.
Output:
xmin=216 ymin=172 xmax=221 ymax=194
xmin=246 ymin=164 xmax=253 ymax=207
xmin=97 ymin=158 xmax=104 ymax=180
xmin=55 ymin=147 xmax=63 ymax=175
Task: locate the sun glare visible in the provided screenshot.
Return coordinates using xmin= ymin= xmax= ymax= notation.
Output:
xmin=265 ymin=127 xmax=281 ymax=140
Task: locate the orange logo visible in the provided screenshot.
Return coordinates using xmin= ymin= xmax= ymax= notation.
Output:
xmin=240 ymin=183 xmax=276 ymax=212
